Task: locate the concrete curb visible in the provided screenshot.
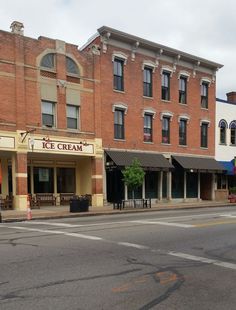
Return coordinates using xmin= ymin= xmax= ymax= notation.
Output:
xmin=1 ymin=202 xmax=234 ymax=223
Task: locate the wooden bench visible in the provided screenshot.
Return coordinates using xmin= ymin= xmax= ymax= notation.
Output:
xmin=35 ymin=193 xmax=56 ymax=206
xmin=0 ymin=195 xmax=14 ymax=210
xmin=60 ymin=193 xmax=75 ymax=205
xmin=114 ymin=198 xmax=151 ymax=210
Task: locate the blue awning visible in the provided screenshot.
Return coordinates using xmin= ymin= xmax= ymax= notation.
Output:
xmin=219 ymin=160 xmax=235 ymax=175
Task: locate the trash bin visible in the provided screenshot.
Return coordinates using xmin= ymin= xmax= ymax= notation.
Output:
xmin=70 ymin=196 xmax=89 ymax=213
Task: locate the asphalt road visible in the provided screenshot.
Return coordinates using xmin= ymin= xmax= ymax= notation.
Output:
xmin=1 ymin=206 xmax=236 ymax=310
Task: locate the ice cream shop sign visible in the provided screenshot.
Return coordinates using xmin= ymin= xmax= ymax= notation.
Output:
xmin=28 ymin=138 xmax=94 ymax=155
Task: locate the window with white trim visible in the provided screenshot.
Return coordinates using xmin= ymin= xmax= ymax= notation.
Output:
xmin=67 ymin=105 xmax=79 ymax=129
xmin=230 ymin=121 xmax=236 ymax=145
xmin=144 ymin=114 xmax=153 ymax=142
xmin=114 ymin=109 xmax=125 ymax=139
xmin=162 ymin=116 xmax=170 ymax=144
xmin=179 ymin=76 xmax=187 ymax=104
xmin=42 ymin=100 xmax=56 ymax=127
xmin=219 ymin=119 xmax=227 ymax=144
xmin=201 ymin=122 xmax=208 ymax=148
xmin=161 ymin=71 xmax=170 ymax=101
xmin=201 ymin=82 xmax=209 ymax=109
xmin=143 ymin=67 xmax=153 ymax=97
xmin=179 ymin=119 xmax=187 ymax=145
xmin=113 ymin=58 xmax=124 ymax=91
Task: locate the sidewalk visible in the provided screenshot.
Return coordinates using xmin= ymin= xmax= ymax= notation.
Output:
xmin=0 ymin=200 xmax=234 ymax=223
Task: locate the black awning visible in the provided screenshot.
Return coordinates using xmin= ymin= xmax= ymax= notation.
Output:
xmin=172 ymin=155 xmax=225 ymax=173
xmin=105 ymin=150 xmax=173 ymax=170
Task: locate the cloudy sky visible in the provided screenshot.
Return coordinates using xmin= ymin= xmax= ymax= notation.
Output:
xmin=1 ymin=0 xmax=235 ymax=99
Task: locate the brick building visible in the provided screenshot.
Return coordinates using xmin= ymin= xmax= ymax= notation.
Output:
xmin=0 ymin=21 xmax=103 ymax=210
xmin=83 ymin=26 xmax=224 ymax=203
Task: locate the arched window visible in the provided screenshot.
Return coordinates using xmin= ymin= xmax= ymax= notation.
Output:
xmin=66 ymin=57 xmax=79 ymax=75
xmin=219 ymin=119 xmax=227 ymax=144
xmin=40 ymin=53 xmax=55 ymax=69
xmin=229 ymin=120 xmax=236 ymax=145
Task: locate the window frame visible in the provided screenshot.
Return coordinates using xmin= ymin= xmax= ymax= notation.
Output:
xmin=144 ymin=113 xmax=153 ymax=142
xmin=201 ymin=122 xmax=208 ymax=148
xmin=219 ymin=119 xmax=227 ymax=145
xmin=179 ymin=119 xmax=187 ymax=146
xmin=143 ymin=67 xmax=153 ymax=97
xmin=161 ymin=71 xmax=170 ymax=101
xmin=230 ymin=121 xmax=236 ymax=146
xmin=40 ymin=53 xmax=55 ymax=70
xmin=114 ymin=108 xmax=125 ymax=140
xmin=67 ymin=104 xmax=79 ymax=130
xmin=179 ymin=76 xmax=187 ymax=104
xmin=201 ymin=82 xmax=209 ymax=109
xmin=41 ymin=100 xmax=56 ymax=128
xmin=113 ymin=58 xmax=124 ymax=91
xmin=66 ymin=57 xmax=79 ymax=76
xmin=162 ymin=116 xmax=170 ymax=144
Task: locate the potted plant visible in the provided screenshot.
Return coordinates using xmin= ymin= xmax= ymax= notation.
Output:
xmin=228 ymin=187 xmax=236 ymax=203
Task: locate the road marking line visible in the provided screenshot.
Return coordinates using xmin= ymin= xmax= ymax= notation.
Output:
xmin=8 ymin=226 xmax=103 ymax=241
xmin=168 ymin=251 xmax=236 ymax=270
xmin=118 ymin=242 xmax=149 ymax=250
xmin=194 ymin=219 xmax=236 ymax=227
xmin=220 ymin=214 xmax=236 ymax=218
xmin=132 ymin=220 xmax=194 ymax=228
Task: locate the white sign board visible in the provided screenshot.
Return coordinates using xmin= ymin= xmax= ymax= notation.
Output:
xmin=0 ymin=136 xmax=15 ymax=149
xmin=29 ymin=139 xmax=94 ymax=155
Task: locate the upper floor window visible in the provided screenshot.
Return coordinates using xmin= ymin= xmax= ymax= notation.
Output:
xmin=143 ymin=67 xmax=153 ymax=97
xmin=114 ymin=109 xmax=125 ymax=139
xmin=162 ymin=116 xmax=170 ymax=144
xmin=40 ymin=53 xmax=55 ymax=70
xmin=201 ymin=82 xmax=209 ymax=109
xmin=42 ymin=100 xmax=55 ymax=127
xmin=201 ymin=123 xmax=208 ymax=148
xmin=179 ymin=76 xmax=187 ymax=104
xmin=161 ymin=71 xmax=170 ymax=101
xmin=219 ymin=119 xmax=227 ymax=144
xmin=66 ymin=57 xmax=79 ymax=75
xmin=67 ymin=105 xmax=79 ymax=129
xmin=144 ymin=114 xmax=153 ymax=142
xmin=230 ymin=121 xmax=236 ymax=145
xmin=113 ymin=58 xmax=124 ymax=91
xmin=179 ymin=119 xmax=187 ymax=145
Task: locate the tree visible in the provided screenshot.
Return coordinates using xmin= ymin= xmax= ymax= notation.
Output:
xmin=122 ymin=158 xmax=145 ymax=199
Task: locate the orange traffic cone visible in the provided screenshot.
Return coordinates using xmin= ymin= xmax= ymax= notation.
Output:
xmin=27 ymin=195 xmax=32 ymax=220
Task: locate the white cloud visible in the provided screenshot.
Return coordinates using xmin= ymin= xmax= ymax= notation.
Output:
xmin=1 ymin=0 xmax=235 ymax=99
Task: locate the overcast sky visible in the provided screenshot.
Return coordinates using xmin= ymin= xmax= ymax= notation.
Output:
xmin=1 ymin=0 xmax=235 ymax=99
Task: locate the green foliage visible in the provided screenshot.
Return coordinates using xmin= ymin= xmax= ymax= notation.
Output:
xmin=122 ymin=158 xmax=145 ymax=191
xmin=229 ymin=187 xmax=236 ymax=194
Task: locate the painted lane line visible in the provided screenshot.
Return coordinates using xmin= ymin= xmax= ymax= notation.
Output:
xmin=168 ymin=251 xmax=236 ymax=270
xmin=118 ymin=242 xmax=149 ymax=250
xmin=132 ymin=220 xmax=194 ymax=228
xmin=8 ymin=226 xmax=103 ymax=241
xmin=194 ymin=219 xmax=236 ymax=227
xmin=220 ymin=214 xmax=236 ymax=218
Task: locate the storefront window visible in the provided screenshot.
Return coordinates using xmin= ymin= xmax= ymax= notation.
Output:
xmin=34 ymin=167 xmax=54 ymax=193
xmin=57 ymin=168 xmax=75 ymax=193
xmin=145 ymin=171 xmax=158 ymax=198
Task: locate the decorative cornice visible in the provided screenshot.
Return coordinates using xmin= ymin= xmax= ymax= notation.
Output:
xmin=131 ymin=41 xmax=139 ymax=61
xmin=101 ymin=32 xmax=111 ymax=53
xmin=142 ymin=60 xmax=157 ymax=72
xmin=160 ymin=111 xmax=174 ymax=121
xmin=178 ymin=70 xmax=191 ymax=81
xmin=112 ymin=103 xmax=128 ymax=114
xmin=112 ymin=51 xmax=128 ymax=64
xmin=142 ymin=108 xmax=156 ymax=118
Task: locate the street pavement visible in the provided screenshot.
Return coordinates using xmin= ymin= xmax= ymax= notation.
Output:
xmin=0 ymin=200 xmax=234 ymax=222
xmin=0 ymin=206 xmax=236 ymax=309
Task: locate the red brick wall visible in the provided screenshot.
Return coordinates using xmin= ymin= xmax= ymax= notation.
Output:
xmin=0 ymin=30 xmax=95 ymax=139
xmin=95 ymin=42 xmax=216 ymax=156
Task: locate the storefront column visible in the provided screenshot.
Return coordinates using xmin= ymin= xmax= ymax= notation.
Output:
xmin=30 ymin=165 xmax=34 ymax=194
xmin=183 ymin=171 xmax=187 ymax=201
xmin=13 ymin=152 xmax=28 ymax=210
xmin=197 ymin=172 xmax=201 ymax=201
xmin=53 ymin=167 xmax=58 ymax=205
xmin=158 ymin=171 xmax=163 ymax=201
xmin=167 ymin=171 xmax=172 ymax=200
xmin=1 ymin=158 xmax=9 ymax=196
xmin=91 ymin=156 xmax=103 ymax=207
xmin=211 ymin=173 xmax=216 ymax=200
xmin=124 ymin=185 xmax=128 ymax=200
xmin=142 ymin=178 xmax=145 ymax=199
